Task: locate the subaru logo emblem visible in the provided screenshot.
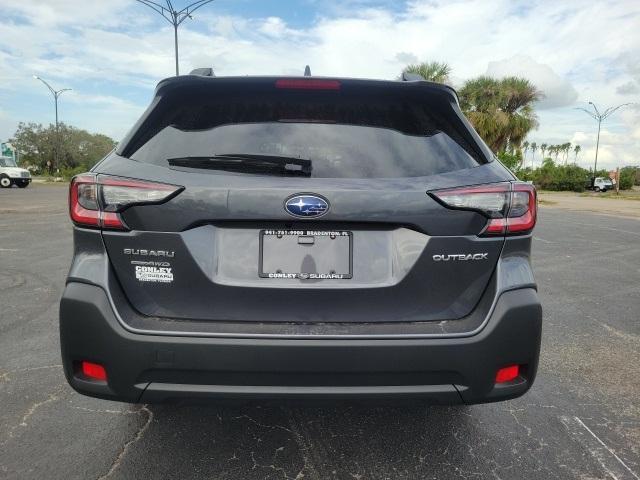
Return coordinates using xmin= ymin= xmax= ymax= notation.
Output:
xmin=284 ymin=194 xmax=329 ymax=218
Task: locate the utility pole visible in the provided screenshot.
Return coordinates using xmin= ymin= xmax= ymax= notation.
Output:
xmin=576 ymin=102 xmax=634 ymax=177
xmin=33 ymin=75 xmax=71 ymax=172
xmin=135 ymin=0 xmax=215 ymax=76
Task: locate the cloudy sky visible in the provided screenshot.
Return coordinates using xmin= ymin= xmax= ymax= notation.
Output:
xmin=1 ymin=0 xmax=639 ymax=169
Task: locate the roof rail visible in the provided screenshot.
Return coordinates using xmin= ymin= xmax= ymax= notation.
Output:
xmin=189 ymin=67 xmax=215 ymax=77
xmin=304 ymin=65 xmax=311 ymax=77
xmin=401 ymin=71 xmax=424 ymax=81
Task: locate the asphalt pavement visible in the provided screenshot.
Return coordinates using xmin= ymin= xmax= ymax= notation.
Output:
xmin=1 ymin=184 xmax=639 ymax=480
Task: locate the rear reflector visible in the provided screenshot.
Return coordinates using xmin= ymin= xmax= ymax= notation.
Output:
xmin=430 ymin=182 xmax=537 ymax=236
xmin=275 ymin=79 xmax=341 ymax=90
xmin=495 ymin=365 xmax=519 ymax=384
xmin=81 ymin=361 xmax=107 ymax=381
xmin=69 ymin=174 xmax=183 ymax=230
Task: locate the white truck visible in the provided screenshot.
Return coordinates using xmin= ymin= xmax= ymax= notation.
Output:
xmin=586 ymin=176 xmax=613 ymax=192
xmin=0 ymin=155 xmax=31 ymax=188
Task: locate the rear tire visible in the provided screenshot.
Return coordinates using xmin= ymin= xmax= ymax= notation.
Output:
xmin=594 ymin=186 xmax=601 ymax=192
xmin=0 ymin=175 xmax=12 ymax=188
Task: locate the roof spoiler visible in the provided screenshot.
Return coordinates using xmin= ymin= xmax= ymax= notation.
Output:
xmin=189 ymin=67 xmax=215 ymax=77
xmin=401 ymin=71 xmax=424 ymax=81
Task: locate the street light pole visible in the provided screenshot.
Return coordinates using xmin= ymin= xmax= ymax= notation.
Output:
xmin=135 ymin=0 xmax=216 ymax=76
xmin=33 ymin=75 xmax=71 ymax=172
xmin=576 ymin=102 xmax=633 ymax=176
xmin=593 ymin=112 xmax=601 ymax=174
xmin=174 ymin=22 xmax=179 ymax=76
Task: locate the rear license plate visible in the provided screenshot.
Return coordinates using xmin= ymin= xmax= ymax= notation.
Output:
xmin=259 ymin=230 xmax=352 ymax=279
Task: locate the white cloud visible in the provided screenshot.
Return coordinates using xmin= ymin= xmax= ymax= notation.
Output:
xmin=61 ymin=93 xmax=145 ymax=140
xmin=486 ymin=55 xmax=578 ymax=109
xmin=0 ymin=0 xmax=639 ymax=166
xmin=616 ymin=81 xmax=639 ymax=95
xmin=0 ymin=0 xmax=141 ymax=28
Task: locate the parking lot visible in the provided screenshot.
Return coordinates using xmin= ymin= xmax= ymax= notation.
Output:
xmin=1 ymin=184 xmax=639 ymax=480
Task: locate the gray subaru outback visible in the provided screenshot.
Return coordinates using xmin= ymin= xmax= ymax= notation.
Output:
xmin=60 ymin=71 xmax=541 ymax=404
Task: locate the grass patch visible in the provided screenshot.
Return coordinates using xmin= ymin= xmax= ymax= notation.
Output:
xmin=578 ymin=191 xmax=640 ymax=200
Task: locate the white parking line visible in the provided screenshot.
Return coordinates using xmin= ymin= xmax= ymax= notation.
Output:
xmin=561 ymin=415 xmax=639 ymax=480
xmin=533 ymin=236 xmax=555 ymax=244
xmin=570 ymin=222 xmax=640 ymax=237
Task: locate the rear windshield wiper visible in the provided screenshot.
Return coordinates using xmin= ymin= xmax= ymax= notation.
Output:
xmin=167 ymin=154 xmax=312 ymax=177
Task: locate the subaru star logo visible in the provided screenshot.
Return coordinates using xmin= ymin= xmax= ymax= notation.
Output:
xmin=284 ymin=194 xmax=329 ymax=218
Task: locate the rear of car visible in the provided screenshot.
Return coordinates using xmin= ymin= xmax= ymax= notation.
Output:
xmin=60 ymin=75 xmax=541 ymax=404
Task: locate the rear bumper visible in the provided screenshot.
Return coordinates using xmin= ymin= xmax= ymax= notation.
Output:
xmin=60 ymin=283 xmax=541 ymax=405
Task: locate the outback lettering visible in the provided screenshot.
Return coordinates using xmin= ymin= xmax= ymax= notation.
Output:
xmin=433 ymin=253 xmax=489 ymax=262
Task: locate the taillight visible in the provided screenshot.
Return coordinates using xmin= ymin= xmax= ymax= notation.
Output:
xmin=69 ymin=174 xmax=101 ymax=228
xmin=430 ymin=182 xmax=537 ymax=236
xmin=505 ymin=183 xmax=537 ymax=234
xmin=69 ymin=174 xmax=182 ymax=230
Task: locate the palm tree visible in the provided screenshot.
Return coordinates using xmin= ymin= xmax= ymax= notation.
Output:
xmin=560 ymin=143 xmax=571 ymax=165
xmin=540 ymin=143 xmax=548 ymax=161
xmin=459 ymin=76 xmax=542 ymax=153
xmin=552 ymin=145 xmax=560 ymax=162
xmin=402 ymin=62 xmax=451 ymax=84
xmin=573 ymin=144 xmax=581 ymax=164
xmin=530 ymin=142 xmax=538 ymax=169
xmin=521 ymin=141 xmax=530 ymax=169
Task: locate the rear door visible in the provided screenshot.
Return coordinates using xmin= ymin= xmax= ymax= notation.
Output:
xmin=98 ymin=77 xmax=512 ymax=324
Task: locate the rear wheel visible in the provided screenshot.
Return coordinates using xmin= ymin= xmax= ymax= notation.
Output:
xmin=594 ymin=186 xmax=601 ymax=192
xmin=0 ymin=175 xmax=12 ymax=188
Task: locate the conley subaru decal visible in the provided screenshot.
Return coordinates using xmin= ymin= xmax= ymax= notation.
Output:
xmin=284 ymin=194 xmax=329 ymax=218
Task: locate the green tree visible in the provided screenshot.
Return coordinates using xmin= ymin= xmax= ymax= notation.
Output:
xmin=458 ymin=76 xmax=542 ymax=153
xmin=531 ymin=158 xmax=590 ymax=192
xmin=619 ymin=167 xmax=637 ymax=190
xmin=10 ymin=122 xmax=116 ymax=173
xmin=530 ymin=142 xmax=538 ymax=169
xmin=521 ymin=141 xmax=530 ymax=169
xmin=573 ymin=144 xmax=581 ymax=164
xmin=497 ymin=150 xmax=521 ymax=172
xmin=563 ymin=143 xmax=572 ymax=165
xmin=540 ymin=143 xmax=547 ymax=161
xmin=402 ymin=61 xmax=451 ymax=83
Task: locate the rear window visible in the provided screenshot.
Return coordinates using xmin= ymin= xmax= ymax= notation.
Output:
xmin=125 ymin=86 xmax=484 ymax=178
